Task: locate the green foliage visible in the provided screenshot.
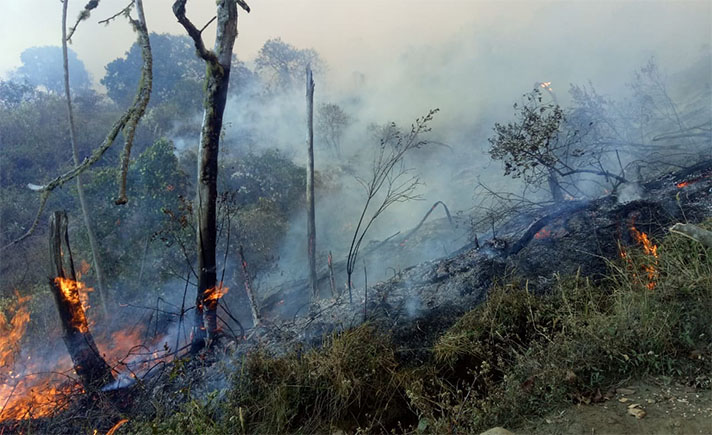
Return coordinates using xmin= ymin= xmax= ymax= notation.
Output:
xmin=232 ymin=325 xmax=411 ymax=433
xmin=102 ymin=33 xmax=204 ymax=110
xmin=11 ymin=46 xmax=90 ymax=94
xmin=407 ymin=222 xmax=712 ymax=432
xmin=488 ymin=87 xmax=569 ymax=185
xmin=222 ymin=149 xmax=305 ymax=214
xmin=75 ymin=139 xmax=190 ymax=290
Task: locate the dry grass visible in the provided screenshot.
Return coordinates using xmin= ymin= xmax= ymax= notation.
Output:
xmin=129 ymin=222 xmax=712 ymax=434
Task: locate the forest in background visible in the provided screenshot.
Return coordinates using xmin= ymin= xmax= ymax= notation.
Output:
xmin=0 ymin=0 xmax=710 ymax=432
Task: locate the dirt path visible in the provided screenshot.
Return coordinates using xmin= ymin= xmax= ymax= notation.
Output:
xmin=519 ymin=379 xmax=712 ymax=434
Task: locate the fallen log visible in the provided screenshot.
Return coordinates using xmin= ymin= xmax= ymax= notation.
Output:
xmin=48 ymin=211 xmax=114 ymax=389
xmin=670 ymin=223 xmax=712 ymax=248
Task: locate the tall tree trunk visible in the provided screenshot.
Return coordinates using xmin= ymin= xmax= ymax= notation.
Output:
xmin=173 ymin=0 xmax=248 ymax=351
xmin=306 ymin=65 xmax=317 ymax=300
xmin=61 ymin=0 xmax=108 ymax=319
xmin=48 ymin=211 xmax=114 ymax=389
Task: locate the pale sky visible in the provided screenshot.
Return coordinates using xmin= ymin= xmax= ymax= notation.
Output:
xmin=2 ymin=0 xmax=709 ymax=92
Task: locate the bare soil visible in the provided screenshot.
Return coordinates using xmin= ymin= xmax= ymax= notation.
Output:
xmin=520 ymin=379 xmax=712 ymax=434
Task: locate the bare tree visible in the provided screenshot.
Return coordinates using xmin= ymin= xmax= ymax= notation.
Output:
xmin=305 ymin=65 xmax=317 ymax=299
xmin=316 ymin=103 xmax=350 ymax=157
xmin=489 ymin=88 xmax=626 ymax=202
xmin=173 ymin=0 xmax=250 ymax=351
xmin=255 ymin=38 xmax=323 ymax=92
xmin=61 ymin=0 xmax=108 ymax=318
xmin=345 ymin=109 xmax=439 ymax=303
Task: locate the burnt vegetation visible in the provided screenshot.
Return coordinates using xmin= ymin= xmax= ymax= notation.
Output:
xmin=0 ymin=1 xmax=711 ymax=434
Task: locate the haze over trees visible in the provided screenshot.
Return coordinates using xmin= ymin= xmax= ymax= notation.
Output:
xmin=0 ymin=1 xmax=710 ymax=433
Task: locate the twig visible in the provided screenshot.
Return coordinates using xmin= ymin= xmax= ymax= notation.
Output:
xmin=97 ymin=1 xmax=133 ymax=25
xmin=176 ymin=269 xmax=190 ymax=353
xmin=363 ymin=260 xmax=368 ymax=322
xmin=199 ymin=16 xmax=217 ymax=34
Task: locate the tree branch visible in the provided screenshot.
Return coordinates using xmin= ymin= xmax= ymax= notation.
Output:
xmin=172 ymin=0 xmax=217 ymax=63
xmin=115 ymin=0 xmax=152 ymax=204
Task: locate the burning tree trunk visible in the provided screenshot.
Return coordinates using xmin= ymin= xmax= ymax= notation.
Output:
xmin=306 ymin=65 xmax=318 ymax=300
xmin=173 ymin=0 xmax=249 ymax=351
xmin=48 ymin=211 xmax=113 ymax=389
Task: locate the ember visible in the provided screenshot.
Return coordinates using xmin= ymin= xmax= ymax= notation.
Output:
xmin=534 ymin=227 xmax=552 ymax=239
xmin=676 ymin=172 xmax=711 ymax=188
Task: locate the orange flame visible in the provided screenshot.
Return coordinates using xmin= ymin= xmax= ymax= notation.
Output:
xmin=621 ymin=220 xmax=659 ymax=290
xmin=53 ymin=277 xmax=92 ymax=333
xmin=204 ymin=282 xmax=229 ymax=303
xmin=1 ymin=292 xmax=78 ymax=423
xmin=676 ymin=173 xmax=711 ymax=188
xmin=0 ymin=284 xmax=177 ymax=425
xmin=0 ymin=292 xmax=31 ymax=369
xmin=534 ymin=228 xmax=552 ymax=239
xmin=106 ymin=418 xmax=129 ymax=435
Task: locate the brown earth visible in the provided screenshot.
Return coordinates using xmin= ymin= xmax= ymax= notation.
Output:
xmin=519 ymin=379 xmax=712 ymax=435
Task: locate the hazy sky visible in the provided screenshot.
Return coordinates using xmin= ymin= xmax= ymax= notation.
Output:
xmin=1 ymin=0 xmax=709 ymax=92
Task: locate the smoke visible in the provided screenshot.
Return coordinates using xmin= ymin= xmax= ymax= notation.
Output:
xmin=207 ymin=1 xmax=709 ymax=290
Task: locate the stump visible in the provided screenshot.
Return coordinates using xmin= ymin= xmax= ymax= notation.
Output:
xmin=48 ymin=211 xmax=114 ymax=389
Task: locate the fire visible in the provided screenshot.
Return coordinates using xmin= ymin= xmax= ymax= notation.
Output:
xmin=0 ymin=292 xmax=30 ymax=369
xmin=77 ymin=260 xmax=91 ymax=280
xmin=0 ymin=284 xmax=178 ymax=425
xmin=204 ymin=282 xmax=229 ymax=304
xmin=620 ymin=219 xmax=659 ymax=290
xmin=107 ymin=419 xmax=129 ymax=435
xmin=535 ymin=228 xmax=552 ymax=239
xmin=540 ymin=81 xmax=553 ymax=91
xmin=630 ymin=225 xmax=658 ymax=259
xmin=0 ymin=380 xmax=78 ymax=422
xmin=1 ymin=292 xmax=78 ymax=423
xmin=676 ymin=173 xmax=711 ymax=188
xmin=54 ymin=277 xmax=92 ymax=333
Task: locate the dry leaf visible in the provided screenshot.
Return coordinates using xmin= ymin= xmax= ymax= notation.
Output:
xmin=628 ymin=406 xmax=647 ymax=419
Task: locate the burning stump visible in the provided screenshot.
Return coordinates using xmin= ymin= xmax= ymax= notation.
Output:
xmin=48 ymin=211 xmax=114 ymax=389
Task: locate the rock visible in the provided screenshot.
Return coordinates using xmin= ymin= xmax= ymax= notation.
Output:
xmin=616 ymin=388 xmax=636 ymax=395
xmin=480 ymin=427 xmax=515 ymax=435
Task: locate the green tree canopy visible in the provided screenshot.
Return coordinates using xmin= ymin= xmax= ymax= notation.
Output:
xmin=12 ymin=46 xmax=90 ymax=94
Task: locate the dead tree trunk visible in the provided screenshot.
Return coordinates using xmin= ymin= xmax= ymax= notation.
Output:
xmin=62 ymin=0 xmax=108 ymax=319
xmin=48 ymin=211 xmax=113 ymax=389
xmin=328 ymin=251 xmax=336 ymax=297
xmin=174 ymin=0 xmax=249 ymax=352
xmin=306 ymin=65 xmax=317 ymax=300
xmin=239 ymin=245 xmax=260 ymax=326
